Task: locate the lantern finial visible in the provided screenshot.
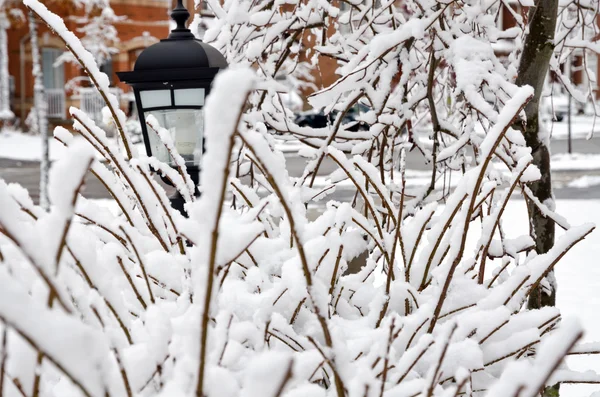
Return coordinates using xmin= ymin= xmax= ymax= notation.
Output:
xmin=169 ymin=0 xmax=194 ymax=39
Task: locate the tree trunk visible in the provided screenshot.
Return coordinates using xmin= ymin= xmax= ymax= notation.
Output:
xmin=29 ymin=11 xmax=50 ymax=211
xmin=516 ymin=0 xmax=558 ymax=305
xmin=515 ymin=1 xmax=559 ymax=395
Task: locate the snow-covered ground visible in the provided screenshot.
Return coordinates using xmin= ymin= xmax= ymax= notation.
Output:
xmin=0 ymin=129 xmax=141 ymax=161
xmin=552 ymin=153 xmax=600 ymax=171
xmin=0 ymin=129 xmax=65 ymax=161
xmin=547 ymin=114 xmax=600 ymax=140
xmin=568 ymin=175 xmax=600 ymax=189
xmin=500 ymin=200 xmax=600 ymax=397
xmin=0 ymin=129 xmax=290 ymax=162
xmin=2 ymin=118 xmax=600 ymax=162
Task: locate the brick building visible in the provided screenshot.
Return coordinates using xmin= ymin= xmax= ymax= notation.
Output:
xmin=4 ymin=0 xmax=598 ymax=126
xmin=496 ymin=1 xmax=600 ymax=98
xmin=304 ymin=1 xmax=600 ymax=103
xmin=5 ymin=0 xmax=199 ymax=127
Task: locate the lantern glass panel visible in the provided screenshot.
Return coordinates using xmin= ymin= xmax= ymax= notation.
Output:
xmin=140 ymin=89 xmax=171 ymax=108
xmin=145 ymin=108 xmax=204 ymax=167
xmin=174 ymin=88 xmax=205 ymax=106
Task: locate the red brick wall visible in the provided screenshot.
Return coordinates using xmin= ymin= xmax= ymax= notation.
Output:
xmin=294 ymin=0 xmax=342 ymax=109
xmin=6 ymin=0 xmax=171 ymax=121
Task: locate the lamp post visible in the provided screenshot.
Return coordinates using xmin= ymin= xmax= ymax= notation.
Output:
xmin=116 ymin=0 xmax=227 ymax=214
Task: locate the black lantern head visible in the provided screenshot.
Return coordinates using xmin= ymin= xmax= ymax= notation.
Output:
xmin=117 ymin=0 xmax=227 ymax=179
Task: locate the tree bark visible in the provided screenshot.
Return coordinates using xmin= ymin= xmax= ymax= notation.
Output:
xmin=515 ymin=1 xmax=559 ymax=395
xmin=29 ymin=12 xmax=50 ymax=211
xmin=516 ymin=0 xmax=559 ymax=306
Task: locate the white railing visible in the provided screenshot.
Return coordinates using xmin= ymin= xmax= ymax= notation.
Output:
xmin=45 ymin=88 xmax=65 ymax=119
xmin=79 ymin=87 xmax=121 ymax=124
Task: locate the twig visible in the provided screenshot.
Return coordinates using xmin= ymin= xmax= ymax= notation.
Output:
xmin=0 ymin=327 xmax=6 ymax=397
xmin=425 ymin=323 xmax=457 ymax=397
xmin=427 ymin=91 xmax=533 ymax=333
xmin=120 ymin=226 xmax=155 ymax=305
xmin=273 ymin=359 xmax=294 ymax=397
xmin=379 ymin=319 xmax=396 ymax=397
xmin=25 ymin=5 xmax=131 ymax=159
xmin=197 ymin=92 xmax=250 ymax=397
xmin=0 ymin=317 xmax=95 ymax=397
xmin=117 ymin=256 xmax=148 ymax=310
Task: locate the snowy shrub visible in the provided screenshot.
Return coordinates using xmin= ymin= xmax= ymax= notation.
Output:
xmin=0 ymin=0 xmax=599 ymax=396
xmin=123 ymin=117 xmax=143 ymax=144
xmin=54 ymin=0 xmax=122 ymax=68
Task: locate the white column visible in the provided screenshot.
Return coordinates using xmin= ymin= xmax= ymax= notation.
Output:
xmin=0 ymin=12 xmax=14 ymax=121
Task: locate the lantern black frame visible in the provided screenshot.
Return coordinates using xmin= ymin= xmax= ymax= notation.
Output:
xmin=116 ymin=0 xmax=227 ymax=214
xmin=115 ymin=77 xmax=219 ymax=181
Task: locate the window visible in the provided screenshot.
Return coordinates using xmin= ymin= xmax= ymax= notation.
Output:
xmin=41 ymin=48 xmax=65 ymax=90
xmin=198 ymin=0 xmax=213 ymax=15
xmin=41 ymin=48 xmax=66 ymax=118
xmin=100 ymin=58 xmax=114 ymax=86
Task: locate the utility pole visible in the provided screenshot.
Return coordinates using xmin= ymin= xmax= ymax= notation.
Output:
xmin=566 ymin=54 xmax=572 ymax=154
xmin=568 ymin=95 xmax=572 ymax=154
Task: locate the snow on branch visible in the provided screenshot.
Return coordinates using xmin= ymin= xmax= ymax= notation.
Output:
xmin=23 ymin=0 xmax=132 ymax=159
xmin=0 ymin=1 xmax=597 ymax=396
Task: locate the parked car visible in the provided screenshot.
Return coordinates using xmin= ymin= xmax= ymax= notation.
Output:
xmin=295 ymin=103 xmax=370 ymax=131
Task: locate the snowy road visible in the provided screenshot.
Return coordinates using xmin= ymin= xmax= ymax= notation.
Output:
xmin=3 ymin=159 xmax=600 ymax=204
xmin=2 ymin=158 xmax=600 ymax=204
xmin=0 ymin=158 xmax=109 ymax=201
xmin=2 ymin=128 xmax=600 ymax=203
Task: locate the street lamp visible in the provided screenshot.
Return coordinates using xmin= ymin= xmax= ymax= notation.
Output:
xmin=116 ymin=0 xmax=227 ymax=214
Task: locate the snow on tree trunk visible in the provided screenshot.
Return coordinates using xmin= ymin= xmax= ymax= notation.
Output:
xmin=515 ymin=1 xmax=560 ymax=393
xmin=0 ymin=12 xmax=13 ymax=121
xmin=29 ymin=11 xmax=49 ymax=210
xmin=515 ymin=0 xmax=559 ymax=308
